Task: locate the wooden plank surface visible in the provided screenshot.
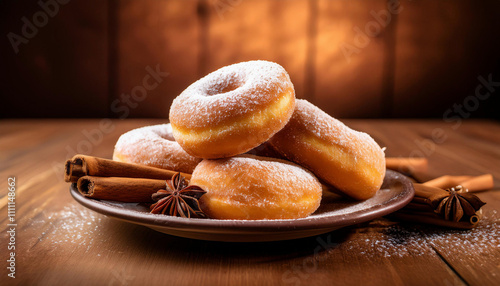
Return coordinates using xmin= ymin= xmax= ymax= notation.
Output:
xmin=1 ymin=119 xmax=499 ymax=285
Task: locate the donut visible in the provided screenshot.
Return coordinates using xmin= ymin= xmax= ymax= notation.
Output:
xmin=269 ymin=99 xmax=386 ymax=200
xmin=169 ymin=60 xmax=295 ymax=159
xmin=190 ymin=155 xmax=322 ymax=220
xmin=113 ymin=124 xmax=202 ymax=173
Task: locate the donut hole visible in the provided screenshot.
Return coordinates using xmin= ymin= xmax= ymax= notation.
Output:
xmin=205 ymin=74 xmax=245 ymax=96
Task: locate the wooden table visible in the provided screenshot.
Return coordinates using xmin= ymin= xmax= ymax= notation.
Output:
xmin=1 ymin=119 xmax=499 ymax=286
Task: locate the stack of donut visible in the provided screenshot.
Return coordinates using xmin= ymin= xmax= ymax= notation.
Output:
xmin=113 ymin=60 xmax=386 ymax=220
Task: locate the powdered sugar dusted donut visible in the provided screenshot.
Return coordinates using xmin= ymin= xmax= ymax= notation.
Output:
xmin=169 ymin=60 xmax=295 ymax=159
xmin=190 ymin=155 xmax=322 ymax=220
xmin=269 ymin=100 xmax=386 ymax=200
xmin=113 ymin=124 xmax=202 ymax=173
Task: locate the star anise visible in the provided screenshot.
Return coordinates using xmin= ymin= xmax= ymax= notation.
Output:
xmin=150 ymin=173 xmax=207 ymax=218
xmin=429 ymin=185 xmax=486 ymax=222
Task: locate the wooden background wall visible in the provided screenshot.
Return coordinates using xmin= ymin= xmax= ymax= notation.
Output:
xmin=1 ymin=0 xmax=499 ymax=119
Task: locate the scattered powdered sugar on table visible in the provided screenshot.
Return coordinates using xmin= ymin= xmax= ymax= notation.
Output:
xmin=343 ymin=222 xmax=436 ymax=258
xmin=31 ymin=204 xmax=103 ymax=252
xmin=424 ymin=210 xmax=500 ymax=258
xmin=341 ymin=210 xmax=500 ymax=258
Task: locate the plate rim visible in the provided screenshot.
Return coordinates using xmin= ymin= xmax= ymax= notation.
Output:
xmin=69 ymin=170 xmax=414 ymax=232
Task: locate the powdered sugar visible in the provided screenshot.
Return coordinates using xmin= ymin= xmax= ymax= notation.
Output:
xmin=341 ymin=210 xmax=500 ymax=258
xmin=293 ymin=99 xmax=385 ymax=168
xmin=424 ymin=210 xmax=500 ymax=258
xmin=193 ymin=155 xmax=320 ymax=197
xmin=268 ymin=99 xmax=386 ymax=199
xmin=25 ymin=204 xmax=103 ymax=253
xmin=169 ymin=60 xmax=293 ymax=128
xmin=191 ymin=155 xmax=322 ymax=219
xmin=113 ymin=124 xmax=201 ymax=173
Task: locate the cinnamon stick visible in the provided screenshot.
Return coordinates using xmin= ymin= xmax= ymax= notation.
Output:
xmin=403 ymin=202 xmax=435 ymax=212
xmin=77 ymin=176 xmax=166 ymax=202
xmin=389 ymin=210 xmax=478 ymax=230
xmin=65 ymin=155 xmax=191 ymax=183
xmin=386 ymin=157 xmax=428 ymax=175
xmin=423 ymin=174 xmax=494 ymax=192
xmin=413 ymin=183 xmax=448 ymax=199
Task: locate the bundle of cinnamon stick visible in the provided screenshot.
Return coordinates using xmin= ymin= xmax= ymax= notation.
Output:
xmin=387 ymin=158 xmax=493 ymax=229
xmin=65 ymin=154 xmax=191 ymax=202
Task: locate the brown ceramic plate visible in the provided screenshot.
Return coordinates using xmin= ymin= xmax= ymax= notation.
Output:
xmin=70 ymin=170 xmax=414 ymax=242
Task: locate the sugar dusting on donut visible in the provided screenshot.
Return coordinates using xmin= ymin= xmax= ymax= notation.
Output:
xmin=170 ymin=60 xmax=293 ymax=128
xmin=169 ymin=60 xmax=296 ymax=159
xmin=284 ymin=99 xmax=385 ymax=169
xmin=191 ymin=155 xmax=322 ymax=220
xmin=113 ymin=124 xmax=201 ymax=173
xmin=268 ymin=99 xmax=386 ymax=200
xmin=195 ymin=155 xmax=319 ymax=199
